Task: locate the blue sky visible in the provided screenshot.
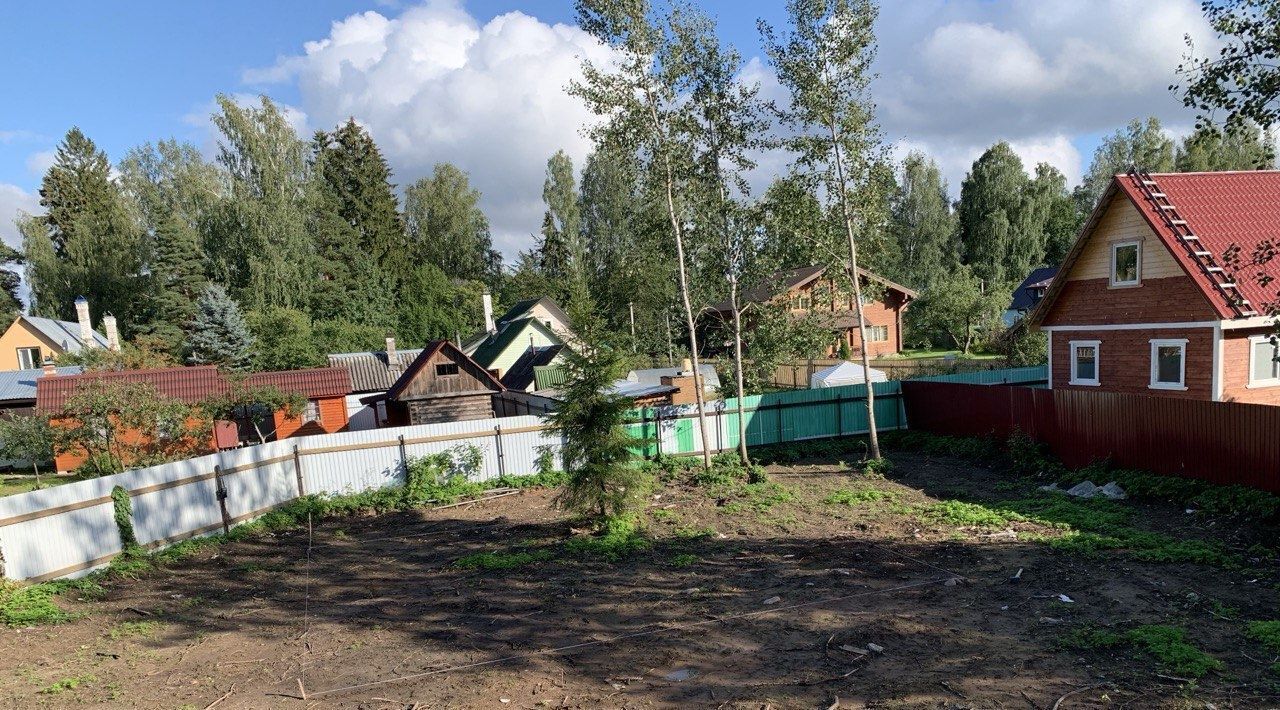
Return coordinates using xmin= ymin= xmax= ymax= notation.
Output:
xmin=1 ymin=0 xmax=1216 ymax=260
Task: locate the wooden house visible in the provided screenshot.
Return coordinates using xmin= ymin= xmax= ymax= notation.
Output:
xmin=36 ymin=365 xmax=353 ymax=473
xmin=702 ymin=265 xmax=917 ymax=357
xmin=1030 ymin=170 xmax=1280 ymax=403
xmin=462 ymin=296 xmax=574 ymax=380
xmin=374 ymin=340 xmax=506 ymax=426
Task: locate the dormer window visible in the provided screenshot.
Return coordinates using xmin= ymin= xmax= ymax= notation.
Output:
xmin=1110 ymin=241 xmax=1141 ymax=287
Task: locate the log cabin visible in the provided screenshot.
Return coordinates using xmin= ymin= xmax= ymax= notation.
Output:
xmin=374 ymin=340 xmax=506 ymax=426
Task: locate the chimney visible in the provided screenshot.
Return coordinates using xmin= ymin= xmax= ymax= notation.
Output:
xmin=41 ymin=357 xmax=56 ymax=377
xmin=680 ymin=357 xmax=693 ymax=375
xmin=74 ymin=296 xmax=93 ymax=347
xmin=103 ymin=314 xmax=120 ymax=352
xmin=482 ymin=291 xmax=496 ymax=333
xmin=385 ymin=332 xmax=397 ymax=364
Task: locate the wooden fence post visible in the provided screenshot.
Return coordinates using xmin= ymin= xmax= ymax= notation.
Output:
xmin=655 ymin=412 xmax=663 ymax=457
xmin=494 ymin=425 xmax=506 ymax=477
xmin=398 ymin=434 xmax=408 ymax=478
xmin=292 ymin=445 xmax=306 ymax=497
xmin=213 ymin=464 xmax=231 ymax=535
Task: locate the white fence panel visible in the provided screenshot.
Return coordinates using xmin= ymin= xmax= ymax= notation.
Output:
xmin=299 ymin=428 xmax=406 ymax=496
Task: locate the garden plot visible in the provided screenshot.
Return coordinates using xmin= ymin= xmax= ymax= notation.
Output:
xmin=0 ymin=445 xmax=1277 ymax=709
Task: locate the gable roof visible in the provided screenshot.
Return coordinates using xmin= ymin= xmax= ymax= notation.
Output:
xmin=18 ymin=316 xmax=110 ymax=352
xmin=327 ymin=349 xmax=424 ymax=393
xmin=1008 ymin=266 xmax=1058 ymax=312
xmin=469 ymin=317 xmax=565 ymax=371
xmin=497 ymin=297 xmax=571 ymax=329
xmin=1033 ymin=170 xmax=1280 ymax=325
xmin=384 ymin=340 xmax=505 ymax=401
xmin=500 ymin=344 xmax=566 ymax=391
xmin=707 ymin=265 xmax=918 ymax=314
xmin=35 ymin=366 xmax=352 ymax=413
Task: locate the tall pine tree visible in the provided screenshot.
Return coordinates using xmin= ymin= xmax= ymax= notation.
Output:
xmin=138 ymin=213 xmax=208 ymax=354
xmin=21 ymin=127 xmax=144 ymax=327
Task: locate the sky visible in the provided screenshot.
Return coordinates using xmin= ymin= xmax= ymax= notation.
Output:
xmin=0 ymin=0 xmax=1222 ymax=267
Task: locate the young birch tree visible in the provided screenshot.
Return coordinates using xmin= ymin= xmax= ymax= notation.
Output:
xmin=674 ymin=7 xmax=768 ymax=469
xmin=571 ymin=0 xmax=714 ymax=469
xmin=762 ymin=0 xmax=889 ymax=460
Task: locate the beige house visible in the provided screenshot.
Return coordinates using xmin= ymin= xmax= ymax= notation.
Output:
xmin=0 ymin=302 xmax=113 ymax=371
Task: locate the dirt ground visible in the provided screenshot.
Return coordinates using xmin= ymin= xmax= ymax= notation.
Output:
xmin=2 ymin=450 xmax=1278 ymax=709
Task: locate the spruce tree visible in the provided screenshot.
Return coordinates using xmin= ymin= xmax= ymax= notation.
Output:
xmin=187 ymin=284 xmax=254 ymax=371
xmin=0 ymin=245 xmax=23 ymax=324
xmin=139 ymin=213 xmax=208 ymax=354
xmin=22 ymin=127 xmax=144 ymax=326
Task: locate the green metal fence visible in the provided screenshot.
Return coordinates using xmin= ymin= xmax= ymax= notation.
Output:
xmin=622 ymin=365 xmax=1047 ymax=458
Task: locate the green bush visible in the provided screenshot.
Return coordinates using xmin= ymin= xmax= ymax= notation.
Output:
xmin=110 ymin=486 xmax=136 ymax=548
xmin=563 ymin=515 xmax=650 ymax=561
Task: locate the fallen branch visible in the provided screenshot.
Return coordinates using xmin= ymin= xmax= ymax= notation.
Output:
xmin=1051 ymin=682 xmax=1108 ymax=710
xmin=431 ymin=490 xmax=520 ymax=511
xmin=203 ymin=684 xmax=235 ymax=710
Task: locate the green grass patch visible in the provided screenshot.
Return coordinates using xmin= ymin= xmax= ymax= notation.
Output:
xmin=712 ymin=481 xmax=794 ymax=514
xmin=669 ymin=553 xmax=699 ymax=567
xmin=453 ymin=548 xmax=555 ymax=571
xmin=1125 ymin=625 xmax=1224 ymax=678
xmin=824 ymin=488 xmax=899 ymax=506
xmin=0 ymin=577 xmax=104 ymax=627
xmin=40 ymin=673 xmax=96 ymax=695
xmin=563 ymin=516 xmax=650 ymax=561
xmin=1060 ymin=624 xmax=1223 ymax=678
xmin=107 ymin=620 xmax=161 ymax=640
xmin=1246 ymin=620 xmax=1280 ymax=654
xmin=921 ymin=500 xmax=1023 ymax=528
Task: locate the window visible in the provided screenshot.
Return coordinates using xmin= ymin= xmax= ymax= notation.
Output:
xmin=1069 ymin=340 xmax=1100 ymax=386
xmin=435 ymin=362 xmax=459 ymax=376
xmin=301 ymin=401 xmax=320 ymax=424
xmin=1110 ymin=241 xmax=1141 ymax=287
xmin=1249 ymin=335 xmax=1280 ymax=387
xmin=1149 ymin=339 xmax=1188 ymax=390
xmin=866 ymin=325 xmax=889 ymax=342
xmin=16 ymin=347 xmax=40 ymax=370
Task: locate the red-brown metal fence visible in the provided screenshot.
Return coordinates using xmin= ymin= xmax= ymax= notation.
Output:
xmin=900 ymin=381 xmax=1280 ymax=494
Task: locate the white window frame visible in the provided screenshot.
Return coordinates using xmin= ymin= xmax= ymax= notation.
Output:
xmin=1110 ymin=240 xmax=1142 ymax=288
xmin=1068 ymin=340 xmax=1101 ymax=386
xmin=15 ymin=346 xmax=39 ymax=370
xmin=1148 ymin=338 xmax=1188 ymax=391
xmin=1247 ymin=334 xmax=1280 ymax=388
xmin=301 ymin=400 xmax=320 ymax=424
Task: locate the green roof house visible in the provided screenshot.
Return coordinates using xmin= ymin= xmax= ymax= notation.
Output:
xmin=462 ymin=295 xmax=574 ymax=386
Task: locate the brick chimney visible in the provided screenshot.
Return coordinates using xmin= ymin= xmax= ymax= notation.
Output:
xmin=482 ymin=291 xmax=496 ymax=333
xmin=103 ymin=314 xmax=120 ymax=352
xmin=74 ymin=296 xmax=93 ymax=347
xmin=41 ymin=357 xmax=56 ymax=377
xmin=385 ymin=331 xmax=398 ymax=365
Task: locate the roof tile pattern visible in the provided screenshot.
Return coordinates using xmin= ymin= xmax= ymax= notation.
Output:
xmin=36 ymin=366 xmax=352 ymax=413
xmin=1116 ymin=171 xmax=1280 ymax=319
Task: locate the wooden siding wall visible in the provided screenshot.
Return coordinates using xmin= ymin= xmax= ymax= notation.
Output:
xmin=1067 ymin=197 xmax=1183 ymax=282
xmin=790 ymin=277 xmax=906 ymax=356
xmin=408 ymin=393 xmax=495 ymax=425
xmin=400 ymin=349 xmax=499 ymax=399
xmin=273 ymin=396 xmax=349 ymax=439
xmin=902 ymin=381 xmax=1280 ymax=493
xmin=1050 ymin=327 xmax=1215 ymax=399
xmin=1221 ymin=328 xmax=1280 ymax=405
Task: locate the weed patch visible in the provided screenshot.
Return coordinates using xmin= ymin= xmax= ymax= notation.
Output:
xmin=824 ymin=488 xmax=898 ymax=506
xmin=107 ymin=620 xmax=161 ymax=640
xmin=564 ymin=516 xmax=650 ymax=561
xmin=453 ymin=549 xmax=555 ymax=571
xmin=1060 ymin=624 xmax=1223 ymax=678
xmin=922 ymin=500 xmax=1022 ymax=528
xmin=668 ymin=553 xmax=699 ymax=567
xmin=40 ymin=674 xmax=95 ymax=695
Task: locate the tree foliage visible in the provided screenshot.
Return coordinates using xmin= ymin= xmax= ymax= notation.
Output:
xmin=53 ymin=381 xmax=201 ymax=476
xmin=887 ymin=152 xmax=956 ymax=289
xmin=404 ymin=163 xmax=501 ymax=288
xmin=1178 ymin=0 xmax=1280 ymax=130
xmin=187 ymin=284 xmax=254 ymax=371
xmin=247 ymin=307 xmax=323 ymax=371
xmin=904 ymin=267 xmax=1004 ymax=354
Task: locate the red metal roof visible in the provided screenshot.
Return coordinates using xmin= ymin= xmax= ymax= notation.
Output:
xmin=1114 ymin=170 xmax=1280 ymax=320
xmin=36 ymin=366 xmax=353 ymax=413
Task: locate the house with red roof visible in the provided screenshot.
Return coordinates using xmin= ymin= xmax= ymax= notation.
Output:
xmin=1030 ymin=170 xmax=1280 ymax=403
xmin=36 ymin=365 xmax=353 ymax=473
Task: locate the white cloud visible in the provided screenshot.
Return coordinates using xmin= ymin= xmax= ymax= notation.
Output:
xmin=24 ymin=150 xmax=55 ymax=179
xmin=874 ymin=0 xmax=1216 ymax=194
xmin=243 ymin=0 xmax=614 ymax=259
xmin=0 ymin=183 xmax=38 ymax=251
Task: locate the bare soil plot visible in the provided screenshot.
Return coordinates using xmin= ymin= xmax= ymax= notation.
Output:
xmin=1 ymin=449 xmax=1278 ymax=709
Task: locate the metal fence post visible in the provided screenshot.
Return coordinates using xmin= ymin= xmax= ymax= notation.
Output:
xmin=494 ymin=425 xmax=506 ymax=477
xmin=655 ymin=412 xmax=663 ymax=457
xmin=292 ymin=445 xmax=306 ymax=497
xmin=213 ymin=464 xmax=231 ymax=535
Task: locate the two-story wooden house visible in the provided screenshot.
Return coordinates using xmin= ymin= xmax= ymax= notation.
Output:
xmin=703 ymin=265 xmax=917 ymax=358
xmin=1031 ymin=170 xmax=1280 ymax=403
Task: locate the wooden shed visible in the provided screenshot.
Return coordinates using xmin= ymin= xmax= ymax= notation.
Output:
xmin=374 ymin=340 xmax=505 ymax=426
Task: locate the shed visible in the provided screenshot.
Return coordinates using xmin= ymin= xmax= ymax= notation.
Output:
xmin=375 ymin=340 xmax=505 ymax=426
xmin=809 ymin=361 xmax=887 ymax=388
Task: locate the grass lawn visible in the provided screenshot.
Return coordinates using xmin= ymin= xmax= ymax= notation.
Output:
xmin=0 ymin=471 xmax=85 ymax=497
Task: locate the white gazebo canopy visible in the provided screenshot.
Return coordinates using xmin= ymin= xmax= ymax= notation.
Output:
xmin=809 ymin=361 xmax=888 ymax=389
